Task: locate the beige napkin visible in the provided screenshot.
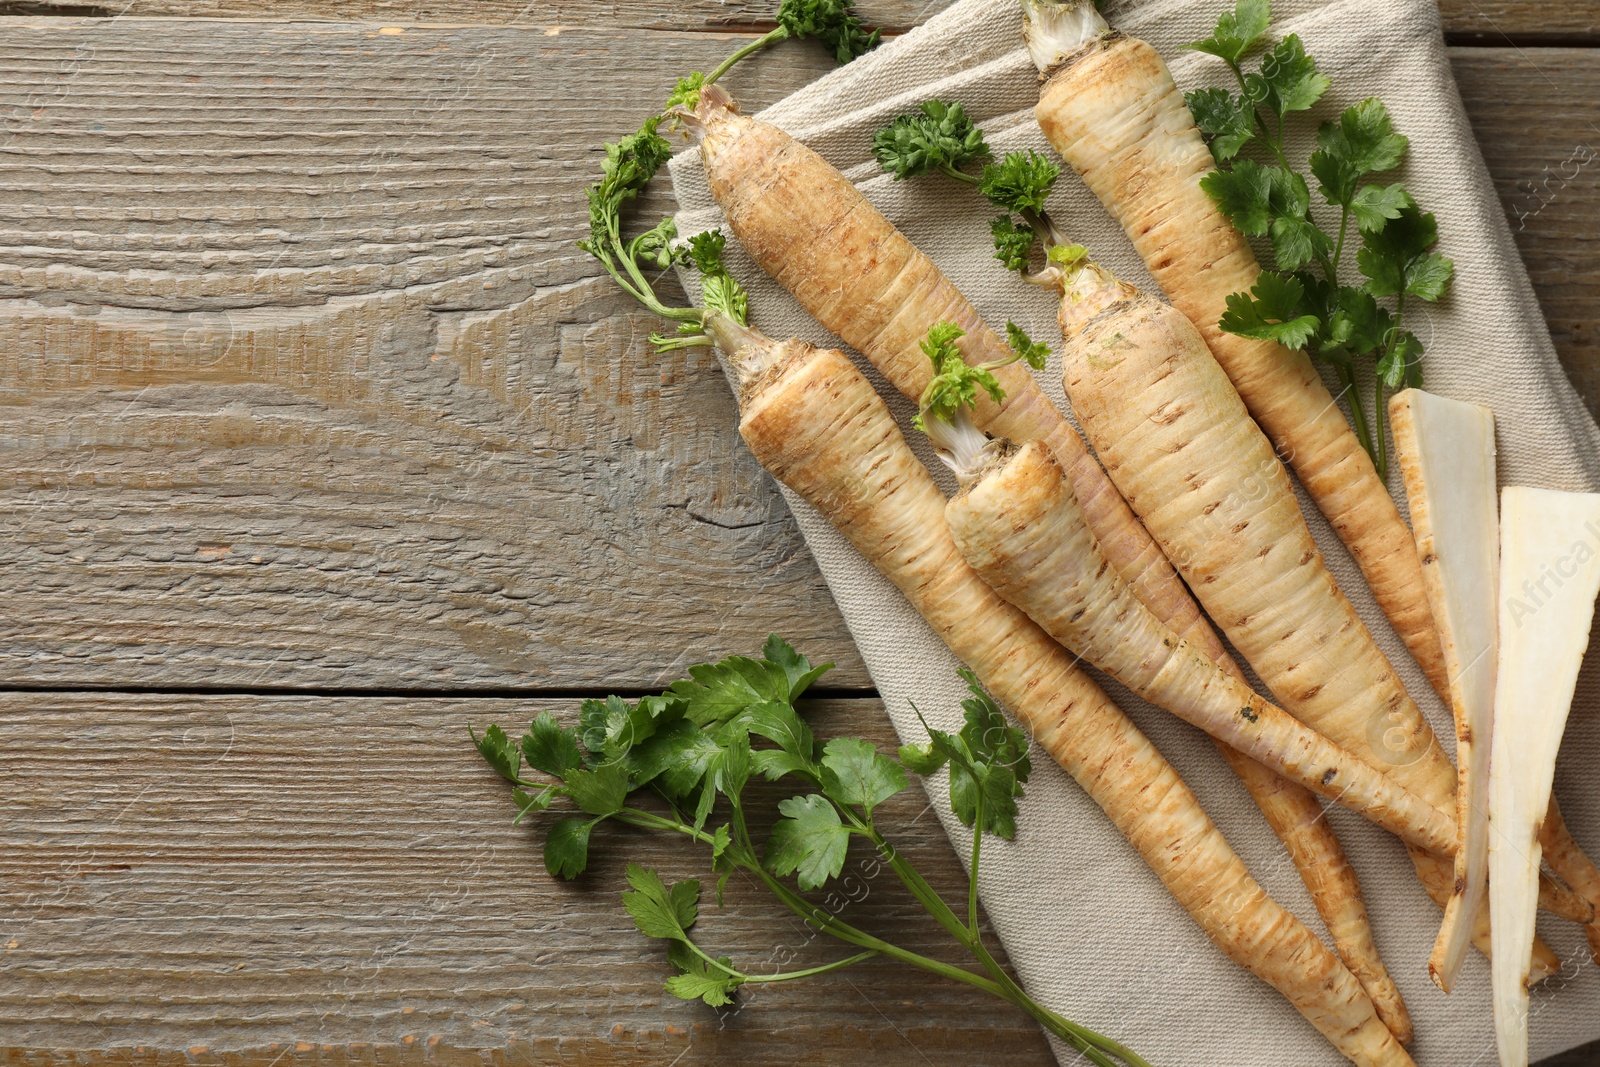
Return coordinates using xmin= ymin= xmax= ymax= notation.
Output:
xmin=668 ymin=1 xmax=1600 ymax=1063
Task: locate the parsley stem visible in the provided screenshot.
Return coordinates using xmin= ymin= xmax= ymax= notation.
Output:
xmin=1331 ymin=205 xmax=1351 ymax=287
xmin=939 ymin=163 xmax=982 ymax=187
xmin=704 ymin=27 xmax=790 ymax=87
xmin=1336 ymin=362 xmax=1376 ymax=467
xmin=967 ymin=796 xmax=983 ymax=938
xmin=740 ymin=950 xmax=879 ymax=983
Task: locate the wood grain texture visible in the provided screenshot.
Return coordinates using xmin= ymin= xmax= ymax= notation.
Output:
xmin=0 ymin=694 xmax=1053 ymax=1066
xmin=0 ymin=22 xmax=1596 ymax=693
xmin=0 ymin=22 xmax=866 ymax=690
xmin=1456 ymin=48 xmax=1600 ymax=420
xmin=0 ymin=1 xmax=1591 ymax=42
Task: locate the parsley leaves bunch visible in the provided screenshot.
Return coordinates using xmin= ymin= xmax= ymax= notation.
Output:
xmin=473 ymin=637 xmax=1151 ymax=1067
xmin=914 ymin=321 xmax=1050 ymax=432
xmin=873 ymin=100 xmax=1068 ymax=274
xmin=1187 ymin=0 xmax=1454 ymax=478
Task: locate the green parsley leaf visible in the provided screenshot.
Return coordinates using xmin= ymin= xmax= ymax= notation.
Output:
xmin=1185 ymin=0 xmax=1271 ymax=66
xmin=1242 ymin=34 xmax=1329 ymax=118
xmin=1186 ymin=86 xmax=1256 ymax=162
xmin=667 ymin=71 xmax=707 ymax=111
xmin=470 ymin=723 xmax=522 ymax=783
xmin=522 ymin=711 xmax=583 ymax=778
xmin=687 ymin=230 xmax=728 ymax=275
xmin=1201 ymin=158 xmax=1275 ymax=235
xmin=564 ymin=759 xmax=631 ymax=817
xmin=665 ymin=941 xmax=743 ymax=1006
xmin=820 ymin=737 xmax=908 ymax=813
xmin=913 ymin=322 xmax=1004 ymax=431
xmin=1218 ymin=271 xmax=1322 ymax=349
xmin=579 ymin=118 xmax=673 ymax=255
xmin=629 ymin=718 xmax=724 ymax=800
xmin=733 ymin=699 xmax=818 ymax=767
xmin=990 ymin=215 xmax=1038 ymax=273
xmin=1005 ymin=322 xmax=1050 ymax=371
xmin=622 ymin=863 xmax=700 ymax=940
xmin=872 ymin=99 xmax=990 ymax=181
xmin=897 ymin=740 xmax=949 ymax=776
xmin=1322 ymin=286 xmax=1393 ymax=361
xmin=670 ymin=656 xmax=782 ymax=727
xmin=545 ymin=817 xmax=601 ymax=879
xmin=761 ymin=633 xmax=834 ymax=702
xmin=1349 ymin=182 xmax=1413 ymax=234
xmin=1270 ymin=213 xmax=1332 ymax=273
xmin=977 ymin=151 xmax=1060 ymax=215
xmin=1357 ymin=205 xmax=1453 ymax=301
xmin=1309 ymin=98 xmax=1408 ymax=206
xmin=1377 ymin=330 xmax=1425 ymax=389
xmin=777 ymin=0 xmax=882 ymax=65
xmin=764 ymin=794 xmax=850 ymax=890
xmin=955 ymin=670 xmax=1032 ymax=781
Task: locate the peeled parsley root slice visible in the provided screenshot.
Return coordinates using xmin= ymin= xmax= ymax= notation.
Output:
xmin=1489 ymin=486 xmax=1600 ymax=1067
xmin=1390 ymin=390 xmax=1499 ymax=994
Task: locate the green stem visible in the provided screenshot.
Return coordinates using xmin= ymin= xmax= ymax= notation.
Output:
xmin=704 ymin=27 xmax=790 ymax=86
xmin=1330 ymin=205 xmax=1351 ymax=286
xmin=1336 ymin=362 xmax=1376 ymax=466
xmin=967 ymin=797 xmax=983 ymax=937
xmin=939 ymin=163 xmax=982 ymax=187
xmin=742 ymin=950 xmax=879 ymax=983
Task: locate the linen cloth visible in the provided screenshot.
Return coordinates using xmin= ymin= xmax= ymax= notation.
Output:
xmin=667 ymin=1 xmax=1600 ymax=1062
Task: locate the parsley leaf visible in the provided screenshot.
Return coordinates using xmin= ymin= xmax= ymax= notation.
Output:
xmin=470 ymin=723 xmax=522 ymax=783
xmin=623 ymin=863 xmax=701 ymax=940
xmin=1201 ymin=158 xmax=1276 ymax=235
xmin=872 ymin=99 xmax=990 ymax=181
xmin=545 ymin=817 xmax=601 ymax=879
xmin=1218 ymin=271 xmax=1322 ymax=349
xmin=991 ymin=215 xmax=1038 ymax=273
xmin=1242 ymin=34 xmax=1329 ymax=118
xmin=1309 ymin=98 xmax=1408 ymax=207
xmin=978 ymin=151 xmax=1060 ymax=215
xmin=913 ymin=323 xmax=1005 ymax=431
xmin=564 ymin=759 xmax=631 ymax=817
xmin=1005 ymin=322 xmax=1050 ymax=371
xmin=1357 ymin=205 xmax=1453 ymax=300
xmin=761 ymin=633 xmax=834 ymax=702
xmin=1186 ymin=86 xmax=1256 ymax=162
xmin=777 ymin=0 xmax=881 ymax=65
xmin=522 ymin=712 xmax=584 ymax=778
xmin=1349 ymin=182 xmax=1413 ymax=234
xmin=1185 ymin=0 xmax=1271 ymax=67
xmin=764 ymin=794 xmax=850 ymax=890
xmin=820 ymin=738 xmax=907 ymax=813
xmin=665 ymin=941 xmax=743 ymax=1006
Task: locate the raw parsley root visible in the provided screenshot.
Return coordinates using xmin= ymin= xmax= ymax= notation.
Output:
xmin=473 ymin=641 xmax=1151 ymax=1067
xmin=1186 ymin=8 xmax=1452 ymax=482
xmin=684 ymin=85 xmax=1226 ymax=744
xmin=1020 ymin=0 xmax=1453 ymax=709
xmin=666 ymin=0 xmax=879 ymax=113
xmin=879 ymin=103 xmax=1413 ymax=1043
xmin=734 ymin=335 xmax=1414 ymax=1067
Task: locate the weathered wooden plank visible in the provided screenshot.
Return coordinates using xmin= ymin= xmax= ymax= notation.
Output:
xmin=0 ymin=22 xmax=862 ymax=690
xmin=0 ymin=24 xmax=1596 ymax=696
xmin=0 ymin=693 xmax=1053 ymax=1066
xmin=1456 ymin=48 xmax=1600 ymax=421
xmin=0 ymin=0 xmax=1591 ymax=42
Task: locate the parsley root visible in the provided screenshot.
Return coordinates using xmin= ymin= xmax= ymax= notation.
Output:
xmin=1020 ymin=0 xmax=1451 ymax=705
xmin=735 ymin=338 xmax=1413 ymax=1067
xmin=937 ymin=429 xmax=1454 ymax=854
xmin=683 ymin=84 xmax=1212 ymax=684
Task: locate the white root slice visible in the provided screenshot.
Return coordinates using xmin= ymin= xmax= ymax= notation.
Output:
xmin=1390 ymin=389 xmax=1499 ymax=994
xmin=1490 ymin=486 xmax=1600 ymax=1067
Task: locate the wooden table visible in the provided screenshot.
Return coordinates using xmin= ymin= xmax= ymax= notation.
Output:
xmin=1 ymin=2 xmax=1596 ymax=1064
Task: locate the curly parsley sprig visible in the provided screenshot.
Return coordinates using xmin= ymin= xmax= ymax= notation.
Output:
xmin=668 ymin=0 xmax=881 ymax=112
xmin=913 ymin=321 xmax=1050 ymax=434
xmin=1187 ymin=0 xmax=1454 ymax=478
xmin=472 ymin=637 xmax=1151 ymax=1067
xmin=577 ymin=118 xmax=751 ymax=354
xmin=873 ymin=100 xmax=1068 ymax=274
